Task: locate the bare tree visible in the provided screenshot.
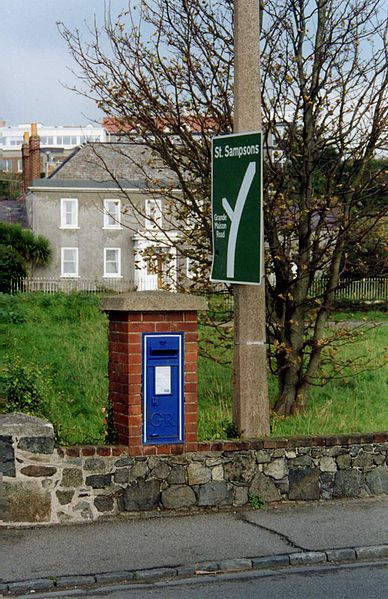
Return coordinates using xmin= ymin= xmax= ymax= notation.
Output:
xmin=59 ymin=0 xmax=387 ymax=416
xmin=261 ymin=0 xmax=387 ymax=414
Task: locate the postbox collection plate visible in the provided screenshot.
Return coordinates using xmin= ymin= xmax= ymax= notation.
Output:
xmin=142 ymin=333 xmax=184 ymax=445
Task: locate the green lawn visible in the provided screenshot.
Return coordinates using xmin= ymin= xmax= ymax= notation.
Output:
xmin=0 ymin=293 xmax=386 ymax=445
xmin=198 ymin=320 xmax=388 ymax=439
xmin=0 ymin=293 xmax=109 ymax=445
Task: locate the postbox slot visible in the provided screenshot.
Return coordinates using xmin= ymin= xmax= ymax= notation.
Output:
xmin=149 ymin=348 xmax=178 ymax=358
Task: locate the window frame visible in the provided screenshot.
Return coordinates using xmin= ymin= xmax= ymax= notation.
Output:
xmin=61 ymin=247 xmax=79 ymax=278
xmin=60 ymin=198 xmax=79 ymax=229
xmin=145 ymin=199 xmax=163 ymax=229
xmin=104 ymin=247 xmax=122 ymax=278
xmin=103 ymin=199 xmax=122 ymax=229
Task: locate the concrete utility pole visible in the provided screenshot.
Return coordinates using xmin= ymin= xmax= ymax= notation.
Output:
xmin=233 ymin=0 xmax=270 ymax=437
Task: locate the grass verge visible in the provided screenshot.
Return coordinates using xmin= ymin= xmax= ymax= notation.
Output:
xmin=0 ymin=293 xmax=386 ymax=444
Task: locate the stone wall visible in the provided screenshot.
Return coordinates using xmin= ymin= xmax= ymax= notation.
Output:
xmin=1 ymin=414 xmax=388 ymax=526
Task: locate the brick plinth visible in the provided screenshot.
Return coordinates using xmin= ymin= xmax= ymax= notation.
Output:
xmin=103 ymin=292 xmax=207 ymax=455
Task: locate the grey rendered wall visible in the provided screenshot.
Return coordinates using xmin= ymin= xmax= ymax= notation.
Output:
xmin=31 ymin=189 xmax=144 ymax=282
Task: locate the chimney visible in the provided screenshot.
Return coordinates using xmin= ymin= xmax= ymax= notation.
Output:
xmin=22 ymin=131 xmax=31 ymax=193
xmin=29 ymin=122 xmax=41 ymax=185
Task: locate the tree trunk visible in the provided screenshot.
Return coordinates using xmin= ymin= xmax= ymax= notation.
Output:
xmin=273 ymin=350 xmax=307 ymax=416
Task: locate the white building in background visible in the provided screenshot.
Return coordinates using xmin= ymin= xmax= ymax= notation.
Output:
xmin=0 ymin=120 xmax=107 ymax=175
xmin=25 ymin=141 xmax=184 ymax=292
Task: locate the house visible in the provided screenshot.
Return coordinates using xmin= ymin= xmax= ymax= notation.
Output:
xmin=25 ymin=138 xmax=183 ymax=291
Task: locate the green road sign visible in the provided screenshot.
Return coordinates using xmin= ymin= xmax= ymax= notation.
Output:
xmin=211 ymin=131 xmax=263 ymax=285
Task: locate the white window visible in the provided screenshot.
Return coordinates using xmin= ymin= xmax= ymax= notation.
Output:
xmin=104 ymin=248 xmax=121 ymax=277
xmin=17 ymin=159 xmax=23 ymax=172
xmin=103 ymin=199 xmax=121 ymax=229
xmin=61 ymin=247 xmax=78 ymax=277
xmin=60 ymin=198 xmax=78 ymax=228
xmin=145 ymin=199 xmax=162 ymax=229
xmin=0 ymin=159 xmax=12 ymax=172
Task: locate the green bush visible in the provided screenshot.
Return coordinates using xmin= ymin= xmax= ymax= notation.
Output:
xmin=1 ymin=356 xmax=51 ymax=418
xmin=0 ymin=244 xmax=26 ymax=293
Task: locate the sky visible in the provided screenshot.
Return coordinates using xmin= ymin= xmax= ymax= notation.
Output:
xmin=0 ymin=0 xmax=127 ymax=126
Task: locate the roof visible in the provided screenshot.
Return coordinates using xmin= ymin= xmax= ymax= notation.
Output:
xmin=31 ymin=179 xmax=175 ymax=191
xmin=45 ymin=142 xmax=176 ymax=185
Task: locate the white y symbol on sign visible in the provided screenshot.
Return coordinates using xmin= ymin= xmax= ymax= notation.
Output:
xmin=222 ymin=161 xmax=256 ymax=278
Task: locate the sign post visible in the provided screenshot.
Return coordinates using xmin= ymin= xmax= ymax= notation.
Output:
xmin=227 ymin=0 xmax=270 ymax=438
xmin=211 ymin=131 xmax=263 ymax=285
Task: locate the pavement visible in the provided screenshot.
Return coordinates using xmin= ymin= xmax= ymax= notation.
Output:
xmin=1 ymin=496 xmax=388 ymax=596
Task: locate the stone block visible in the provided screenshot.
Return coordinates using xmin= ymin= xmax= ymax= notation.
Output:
xmin=21 ymin=465 xmax=57 ymax=477
xmin=115 ymin=457 xmax=135 ymax=467
xmin=289 ymin=551 xmax=326 ymax=565
xmin=288 ymin=468 xmax=320 ymax=501
xmin=373 ymin=454 xmax=385 ymax=465
xmin=7 ymin=579 xmax=55 ymax=593
xmin=233 ymin=485 xmax=249 ymax=506
xmin=84 ymin=457 xmax=106 ymax=471
xmin=94 ymin=494 xmax=115 ymax=512
xmin=130 ymin=461 xmax=149 ymax=479
xmin=188 ymin=462 xmax=211 ymax=485
xmin=320 ymin=472 xmax=335 ymax=499
xmin=121 ymin=479 xmax=160 ymax=511
xmin=224 ymin=455 xmax=255 ymax=482
xmin=336 ymin=454 xmax=352 ymax=470
xmin=0 ymin=434 xmax=15 ymax=477
xmin=272 ymin=448 xmax=286 ymax=458
xmin=366 ymin=467 xmax=388 ymax=495
xmin=289 ymin=455 xmax=313 ymax=468
xmin=161 ymin=484 xmax=196 ymax=509
xmin=355 ymin=545 xmax=388 ymax=560
xmin=218 ymin=559 xmax=252 ymax=572
xmin=18 ymin=436 xmax=55 ymax=454
xmin=326 ymin=548 xmax=356 ymax=562
xmin=249 ymin=472 xmax=281 ymax=503
xmin=212 ymin=465 xmax=224 ymax=481
xmin=333 ymin=470 xmax=364 ymax=498
xmin=150 ymin=462 xmax=171 ymax=480
xmin=56 ymin=489 xmax=74 ymax=505
xmin=114 ymin=468 xmax=130 ymax=484
xmin=2 ymin=481 xmax=51 ymax=523
xmin=263 ymin=458 xmax=287 ymax=480
xmin=319 ymin=457 xmax=337 ymax=472
xmin=197 ymin=481 xmax=232 ymax=506
xmin=85 ymin=473 xmax=112 ymax=488
xmin=74 ymin=500 xmax=93 ymax=520
xmin=252 ymin=555 xmax=290 ymax=568
xmin=55 ymin=574 xmax=96 ymax=587
xmin=133 ymin=567 xmax=177 ymax=581
xmin=61 ymin=467 xmax=83 ymax=487
xmin=167 ymin=464 xmax=187 ymax=484
xmin=0 ymin=413 xmax=54 ymax=454
xmin=352 ymin=451 xmax=375 ymax=468
xmin=255 ymin=449 xmax=271 ymax=463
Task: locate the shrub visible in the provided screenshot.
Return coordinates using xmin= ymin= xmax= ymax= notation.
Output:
xmin=1 ymin=356 xmax=51 ymax=418
xmin=0 ymin=244 xmax=26 ymax=293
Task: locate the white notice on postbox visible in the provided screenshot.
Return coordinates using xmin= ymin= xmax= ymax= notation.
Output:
xmin=155 ymin=366 xmax=171 ymax=395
